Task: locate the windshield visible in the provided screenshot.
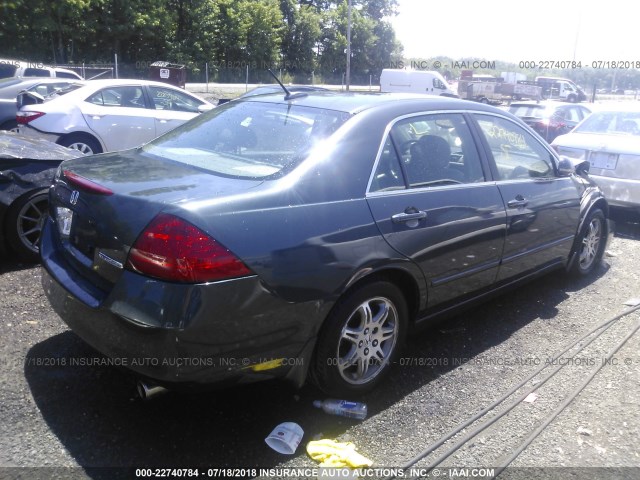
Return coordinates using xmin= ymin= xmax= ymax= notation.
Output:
xmin=575 ymin=111 xmax=640 ymax=135
xmin=142 ymin=100 xmax=351 ymax=179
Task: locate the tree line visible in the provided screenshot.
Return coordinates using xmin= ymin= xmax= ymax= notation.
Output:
xmin=0 ymin=0 xmax=403 ymax=83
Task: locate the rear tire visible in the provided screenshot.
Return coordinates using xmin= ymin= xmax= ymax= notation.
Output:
xmin=312 ymin=280 xmax=407 ymax=397
xmin=569 ymin=209 xmax=606 ymax=276
xmin=58 ymin=133 xmax=102 ymax=155
xmin=5 ymin=189 xmax=49 ymax=263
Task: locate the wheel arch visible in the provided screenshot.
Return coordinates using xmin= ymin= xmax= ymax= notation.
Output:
xmin=566 ymin=197 xmax=610 ymax=272
xmin=56 ymin=130 xmax=105 ymax=153
xmin=337 ymin=264 xmax=424 ymax=327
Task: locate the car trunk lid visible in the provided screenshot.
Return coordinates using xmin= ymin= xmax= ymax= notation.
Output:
xmin=49 ymin=149 xmax=263 ymax=295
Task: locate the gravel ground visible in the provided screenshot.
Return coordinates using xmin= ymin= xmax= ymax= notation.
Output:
xmin=0 ymin=210 xmax=638 ymax=480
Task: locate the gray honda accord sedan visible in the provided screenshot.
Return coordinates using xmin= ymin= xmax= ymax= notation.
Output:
xmin=40 ymin=92 xmax=609 ymax=397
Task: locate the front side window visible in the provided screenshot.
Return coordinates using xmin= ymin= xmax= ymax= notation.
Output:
xmin=149 ymin=86 xmax=203 ymax=113
xmin=370 ymin=113 xmax=485 ymax=192
xmin=474 ymin=114 xmax=555 ymax=180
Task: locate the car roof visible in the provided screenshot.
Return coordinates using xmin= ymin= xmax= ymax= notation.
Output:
xmin=242 ymin=85 xmax=330 ymax=97
xmin=510 ymin=101 xmax=584 ymax=108
xmin=48 ymin=78 xmax=212 ymax=104
xmin=81 ymin=78 xmax=187 ymax=88
xmin=240 ymin=92 xmax=501 ymax=115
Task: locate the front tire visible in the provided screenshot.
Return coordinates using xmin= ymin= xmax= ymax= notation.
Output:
xmin=569 ymin=209 xmax=606 ymax=276
xmin=312 ymin=280 xmax=407 ymax=396
xmin=5 ymin=190 xmax=49 ymax=263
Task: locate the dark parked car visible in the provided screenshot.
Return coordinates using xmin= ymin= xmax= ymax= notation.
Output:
xmin=508 ymin=101 xmax=593 ymax=142
xmin=0 ymin=132 xmax=83 ymax=261
xmin=40 ymin=92 xmax=610 ymax=397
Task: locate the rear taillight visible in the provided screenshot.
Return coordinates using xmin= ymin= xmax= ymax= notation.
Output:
xmin=16 ymin=111 xmax=45 ymax=124
xmin=63 ymin=170 xmax=113 ymax=195
xmin=126 ymin=213 xmax=252 ymax=283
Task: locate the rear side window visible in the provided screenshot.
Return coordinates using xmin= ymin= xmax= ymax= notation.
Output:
xmin=87 ymin=86 xmax=145 ymax=108
xmin=474 ymin=114 xmax=555 ymax=180
xmin=370 ymin=113 xmax=485 ymax=192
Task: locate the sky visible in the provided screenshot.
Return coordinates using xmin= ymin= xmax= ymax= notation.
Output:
xmin=389 ymin=0 xmax=637 ymax=65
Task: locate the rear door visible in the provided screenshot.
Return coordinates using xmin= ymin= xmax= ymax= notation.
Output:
xmin=471 ymin=113 xmax=581 ymax=282
xmin=83 ymin=85 xmax=156 ymax=151
xmin=367 ymin=112 xmax=507 ymax=308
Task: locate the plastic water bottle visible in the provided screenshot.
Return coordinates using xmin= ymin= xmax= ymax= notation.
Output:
xmin=313 ymin=399 xmax=368 ymax=420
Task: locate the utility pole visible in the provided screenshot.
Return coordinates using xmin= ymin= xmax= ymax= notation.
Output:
xmin=346 ymin=0 xmax=352 ymax=91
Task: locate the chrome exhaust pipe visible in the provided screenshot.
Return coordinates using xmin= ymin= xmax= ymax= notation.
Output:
xmin=137 ymin=380 xmax=169 ymax=400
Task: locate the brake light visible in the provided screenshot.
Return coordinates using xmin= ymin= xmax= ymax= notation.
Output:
xmin=16 ymin=111 xmax=45 ymax=124
xmin=63 ymin=170 xmax=113 ymax=195
xmin=126 ymin=213 xmax=252 ymax=283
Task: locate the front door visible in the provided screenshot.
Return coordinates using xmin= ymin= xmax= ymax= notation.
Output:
xmin=471 ymin=113 xmax=581 ymax=282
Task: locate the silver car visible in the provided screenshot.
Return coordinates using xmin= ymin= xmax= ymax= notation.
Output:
xmin=552 ymin=106 xmax=640 ymax=211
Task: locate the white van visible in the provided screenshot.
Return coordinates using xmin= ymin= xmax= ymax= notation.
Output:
xmin=534 ymin=76 xmax=586 ymax=103
xmin=380 ymin=69 xmax=457 ymax=97
xmin=0 ymin=59 xmax=82 ymax=80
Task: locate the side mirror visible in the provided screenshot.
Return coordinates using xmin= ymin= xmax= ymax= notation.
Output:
xmin=197 ymin=104 xmax=214 ymax=113
xmin=557 ymin=156 xmax=590 ymax=177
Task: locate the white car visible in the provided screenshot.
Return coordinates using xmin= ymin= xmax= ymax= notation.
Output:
xmin=552 ymin=106 xmax=640 ymax=211
xmin=16 ymin=79 xmax=213 ymax=154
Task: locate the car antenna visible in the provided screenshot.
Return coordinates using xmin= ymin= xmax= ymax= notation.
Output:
xmin=267 ymin=69 xmax=306 ymax=101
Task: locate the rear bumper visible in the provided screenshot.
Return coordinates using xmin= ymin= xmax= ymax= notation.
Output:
xmin=592 ymin=175 xmax=640 ymax=211
xmin=17 ymin=125 xmax=62 ymax=144
xmin=40 ymin=220 xmax=327 ymax=389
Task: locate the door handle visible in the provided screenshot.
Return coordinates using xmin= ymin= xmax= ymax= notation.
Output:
xmin=392 ymin=210 xmax=427 ymax=224
xmin=507 ymin=196 xmax=528 ymax=209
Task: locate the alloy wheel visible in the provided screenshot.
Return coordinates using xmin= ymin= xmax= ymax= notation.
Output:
xmin=336 ymin=296 xmax=399 ymax=385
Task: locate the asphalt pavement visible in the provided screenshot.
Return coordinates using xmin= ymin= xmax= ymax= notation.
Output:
xmin=0 ymin=210 xmax=639 ymax=480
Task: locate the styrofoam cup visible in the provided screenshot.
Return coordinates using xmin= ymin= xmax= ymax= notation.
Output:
xmin=265 ymin=422 xmax=303 ymax=454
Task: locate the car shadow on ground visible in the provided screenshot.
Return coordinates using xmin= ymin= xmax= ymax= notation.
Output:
xmin=23 ymin=261 xmax=611 ymax=478
xmin=611 ymin=208 xmax=640 ymax=241
xmin=23 ymin=212 xmax=636 ymax=477
xmin=0 ymin=255 xmax=39 ymax=274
